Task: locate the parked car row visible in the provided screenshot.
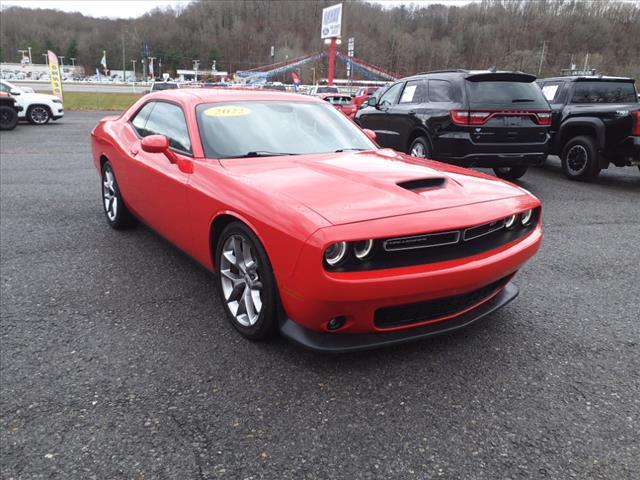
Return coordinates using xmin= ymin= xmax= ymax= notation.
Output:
xmin=354 ymin=70 xmax=640 ymax=181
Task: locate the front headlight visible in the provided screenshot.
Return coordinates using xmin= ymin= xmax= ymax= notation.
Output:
xmin=354 ymin=239 xmax=375 ymax=260
xmin=504 ymin=214 xmax=518 ymax=230
xmin=324 ymin=242 xmax=348 ymax=266
xmin=520 ymin=209 xmax=534 ymax=226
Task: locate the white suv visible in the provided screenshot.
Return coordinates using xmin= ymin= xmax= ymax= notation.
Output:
xmin=0 ymin=80 xmax=64 ymax=124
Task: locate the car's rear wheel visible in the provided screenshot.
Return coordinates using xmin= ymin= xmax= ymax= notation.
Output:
xmin=493 ymin=166 xmax=528 ymax=180
xmin=0 ymin=106 xmax=19 ymax=130
xmin=409 ymin=136 xmax=431 ymax=159
xmin=27 ymin=105 xmax=51 ymax=125
xmin=561 ymin=136 xmax=601 ymax=181
xmin=216 ymin=222 xmax=278 ymax=340
xmin=101 ymin=162 xmax=136 ymax=229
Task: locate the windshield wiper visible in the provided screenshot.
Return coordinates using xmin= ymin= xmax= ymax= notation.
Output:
xmin=229 ymin=151 xmax=298 ymax=158
xmin=334 ymin=148 xmax=367 ymax=152
xmin=512 ymin=98 xmax=535 ymax=103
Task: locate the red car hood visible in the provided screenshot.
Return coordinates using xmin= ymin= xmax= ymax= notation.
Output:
xmin=219 ymin=149 xmax=527 ymax=225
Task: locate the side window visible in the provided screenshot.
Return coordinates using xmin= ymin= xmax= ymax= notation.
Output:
xmin=0 ymin=82 xmax=11 ymax=93
xmin=541 ymin=82 xmax=563 ymax=102
xmin=428 ymin=80 xmax=453 ymax=102
xmin=145 ymin=102 xmax=192 ymax=154
xmin=131 ymin=102 xmax=156 ymax=137
xmin=378 ymin=82 xmax=404 ymax=107
xmin=399 ymin=80 xmax=428 ymax=104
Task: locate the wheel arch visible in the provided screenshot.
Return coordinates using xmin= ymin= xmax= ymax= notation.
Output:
xmin=557 ymin=117 xmax=605 ymax=151
xmin=406 ymin=127 xmax=433 ymax=154
xmin=209 ymin=211 xmax=268 ymax=272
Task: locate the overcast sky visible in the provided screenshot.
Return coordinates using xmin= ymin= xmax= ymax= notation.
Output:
xmin=1 ymin=0 xmax=476 ymax=19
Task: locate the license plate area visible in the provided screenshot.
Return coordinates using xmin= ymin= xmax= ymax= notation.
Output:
xmin=503 ymin=116 xmax=526 ymax=127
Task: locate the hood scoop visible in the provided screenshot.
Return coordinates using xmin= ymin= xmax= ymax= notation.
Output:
xmin=397 ymin=177 xmax=446 ymax=192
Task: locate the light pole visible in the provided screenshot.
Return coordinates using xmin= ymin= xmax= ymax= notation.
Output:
xmin=131 ymin=59 xmax=137 ymax=82
xmin=70 ymin=57 xmax=76 ymax=74
xmin=28 ymin=46 xmax=32 ymax=63
xmin=42 ymin=53 xmax=49 ymax=66
xmin=59 ymin=56 xmax=65 ymax=77
xmin=193 ymin=59 xmax=200 ymax=82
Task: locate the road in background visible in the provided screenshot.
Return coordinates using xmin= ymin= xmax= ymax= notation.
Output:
xmin=1 ymin=113 xmax=639 ymax=479
xmin=13 ymin=81 xmax=144 ymax=94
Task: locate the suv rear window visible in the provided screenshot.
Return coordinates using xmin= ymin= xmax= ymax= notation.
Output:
xmin=465 ymin=80 xmax=549 ymax=109
xmin=570 ymin=81 xmax=637 ymax=104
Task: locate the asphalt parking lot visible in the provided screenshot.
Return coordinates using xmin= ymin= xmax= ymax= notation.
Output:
xmin=1 ymin=111 xmax=639 ymax=479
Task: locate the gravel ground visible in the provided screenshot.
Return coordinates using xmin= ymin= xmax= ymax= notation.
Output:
xmin=1 ymin=112 xmax=639 ymax=479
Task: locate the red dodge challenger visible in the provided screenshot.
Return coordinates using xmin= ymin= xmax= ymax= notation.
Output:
xmin=91 ymin=89 xmax=542 ymax=352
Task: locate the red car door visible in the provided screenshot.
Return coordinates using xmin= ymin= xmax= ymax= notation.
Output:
xmin=124 ymin=100 xmax=194 ymax=252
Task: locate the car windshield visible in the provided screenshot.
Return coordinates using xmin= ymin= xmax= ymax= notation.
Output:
xmin=466 ymin=80 xmax=549 ymax=109
xmin=196 ymin=101 xmax=376 ymax=159
xmin=152 ymin=83 xmax=178 ymax=91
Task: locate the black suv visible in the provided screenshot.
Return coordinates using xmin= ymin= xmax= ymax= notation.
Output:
xmin=355 ymin=70 xmax=551 ymax=180
xmin=538 ymin=75 xmax=640 ymax=181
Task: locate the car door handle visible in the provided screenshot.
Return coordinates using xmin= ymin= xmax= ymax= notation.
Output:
xmin=130 ymin=142 xmax=140 ymax=156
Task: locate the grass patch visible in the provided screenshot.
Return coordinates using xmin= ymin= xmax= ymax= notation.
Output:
xmin=36 ymin=90 xmax=142 ymax=111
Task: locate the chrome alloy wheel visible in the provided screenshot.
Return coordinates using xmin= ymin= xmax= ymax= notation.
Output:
xmin=30 ymin=106 xmax=50 ymax=124
xmin=410 ymin=142 xmax=426 ymax=158
xmin=220 ymin=235 xmax=263 ymax=327
xmin=102 ymin=168 xmax=118 ymax=221
xmin=566 ymin=144 xmax=588 ymax=174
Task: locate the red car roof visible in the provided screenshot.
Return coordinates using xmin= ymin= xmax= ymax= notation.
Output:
xmin=147 ymin=87 xmax=320 ymax=106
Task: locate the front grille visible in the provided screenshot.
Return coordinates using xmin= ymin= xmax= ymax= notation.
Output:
xmin=374 ymin=276 xmax=510 ymax=329
xmin=326 ymin=207 xmax=540 ymax=272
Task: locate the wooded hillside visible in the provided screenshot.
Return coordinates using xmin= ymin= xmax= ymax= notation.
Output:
xmin=1 ymin=0 xmax=638 ymax=81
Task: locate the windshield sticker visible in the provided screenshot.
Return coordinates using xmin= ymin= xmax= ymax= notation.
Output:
xmin=400 ymin=85 xmax=416 ymax=103
xmin=204 ymin=106 xmax=251 ymax=117
xmin=541 ymin=85 xmax=558 ymax=101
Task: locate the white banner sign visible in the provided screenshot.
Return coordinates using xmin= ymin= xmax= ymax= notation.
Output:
xmin=321 ymin=3 xmax=342 ymax=39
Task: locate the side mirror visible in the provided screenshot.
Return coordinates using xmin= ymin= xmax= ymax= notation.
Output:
xmin=366 ymin=96 xmax=377 ymax=107
xmin=140 ymin=134 xmax=178 ymax=164
xmin=10 ymin=89 xmax=21 ymax=96
xmin=363 ymin=128 xmax=377 ymax=142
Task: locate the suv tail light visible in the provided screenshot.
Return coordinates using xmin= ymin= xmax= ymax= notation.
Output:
xmin=451 ymin=110 xmax=552 ymax=126
xmin=632 ymin=111 xmax=640 ymax=136
xmin=450 ymin=110 xmax=491 ymax=125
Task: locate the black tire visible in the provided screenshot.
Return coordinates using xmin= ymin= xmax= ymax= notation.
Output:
xmin=101 ymin=161 xmax=136 ymax=230
xmin=408 ymin=136 xmax=431 ymax=159
xmin=0 ymin=106 xmax=19 ymax=131
xmin=561 ymin=136 xmax=601 ymax=181
xmin=493 ymin=166 xmax=529 ymax=180
xmin=27 ymin=104 xmax=51 ymax=125
xmin=215 ymin=222 xmax=278 ymax=340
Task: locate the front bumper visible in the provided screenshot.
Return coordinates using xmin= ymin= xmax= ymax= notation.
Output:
xmin=280 ymin=282 xmax=519 ymax=353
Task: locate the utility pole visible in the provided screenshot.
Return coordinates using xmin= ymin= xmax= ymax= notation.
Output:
xmin=537 ymin=41 xmax=546 ymax=77
xmin=131 ymin=59 xmax=137 ymax=82
xmin=28 ymin=46 xmax=32 ymax=63
xmin=583 ymin=52 xmax=589 ymax=71
xmin=159 ymin=58 xmax=162 ymax=77
xmin=121 ymin=30 xmax=126 ymax=82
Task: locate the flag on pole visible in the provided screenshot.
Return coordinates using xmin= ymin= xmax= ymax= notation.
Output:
xmin=100 ymin=51 xmax=107 ymax=75
xmin=47 ymin=50 xmax=63 ymax=101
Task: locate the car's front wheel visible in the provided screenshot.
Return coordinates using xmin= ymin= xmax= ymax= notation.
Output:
xmin=408 ymin=136 xmax=431 ymax=159
xmin=0 ymin=106 xmax=19 ymax=130
xmin=101 ymin=161 xmax=136 ymax=229
xmin=216 ymin=222 xmax=278 ymax=340
xmin=27 ymin=105 xmax=51 ymax=125
xmin=493 ymin=166 xmax=528 ymax=180
xmin=561 ymin=136 xmax=601 ymax=181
